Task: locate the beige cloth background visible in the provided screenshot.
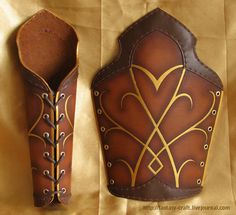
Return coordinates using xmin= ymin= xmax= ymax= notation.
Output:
xmin=0 ymin=0 xmax=235 ymax=214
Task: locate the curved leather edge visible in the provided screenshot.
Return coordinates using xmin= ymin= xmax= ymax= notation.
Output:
xmin=16 ymin=9 xmax=79 ymax=92
xmin=91 ymin=8 xmax=223 ymax=90
xmin=20 ymin=66 xmax=79 ymax=92
xmin=108 ymin=175 xmax=202 ymax=202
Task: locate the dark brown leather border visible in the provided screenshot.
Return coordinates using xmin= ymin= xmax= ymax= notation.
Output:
xmin=108 ymin=175 xmax=202 ymax=202
xmin=91 ymin=8 xmax=223 ymax=90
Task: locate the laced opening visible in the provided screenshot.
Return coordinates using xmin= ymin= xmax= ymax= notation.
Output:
xmin=43 ymin=188 xmax=66 ymax=195
xmin=43 ymin=169 xmax=65 ymax=185
xmin=41 ymin=92 xmax=66 ymax=195
xmin=43 ymin=152 xmax=65 ymax=166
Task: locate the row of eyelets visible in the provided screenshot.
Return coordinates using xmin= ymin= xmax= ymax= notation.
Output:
xmin=94 ymin=90 xmax=117 ymax=186
xmin=94 ymin=90 xmax=112 ymax=182
xmin=43 ymin=187 xmax=66 ymax=194
xmin=196 ymin=91 xmax=221 ymax=186
xmin=94 ymin=90 xmax=103 ymax=118
xmin=41 ymin=92 xmax=67 ymax=195
xmin=44 ymin=151 xmax=65 ymax=158
xmin=94 ymin=90 xmax=103 ymax=119
xmin=198 ymin=123 xmax=210 ymax=184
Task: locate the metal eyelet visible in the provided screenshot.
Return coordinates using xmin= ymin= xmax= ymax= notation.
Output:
xmin=60 ymin=152 xmax=65 ymax=156
xmin=42 ymin=93 xmax=48 ymax=99
xmin=97 ymin=109 xmax=102 ymax=115
xmin=212 ymin=110 xmax=217 ymax=115
xmin=43 ymin=132 xmax=50 ymax=138
xmin=104 ymin=145 xmax=109 ymax=150
xmin=43 ymin=152 xmax=49 ymax=158
xmin=100 ymin=127 xmax=106 ymax=132
xmin=43 ymin=189 xmax=49 ymax=194
xmin=43 ymin=114 xmax=49 ymax=119
xmin=60 ymin=132 xmax=65 ymax=137
xmin=200 ymin=161 xmax=205 ymax=167
xmin=62 ymin=188 xmax=66 ymax=193
xmin=109 ymin=179 xmax=115 ymax=185
xmin=61 ymin=169 xmax=65 ymax=174
xmin=59 ymin=113 xmax=65 ymax=121
xmin=197 ymin=179 xmax=202 ymax=185
xmin=60 ymin=93 xmax=65 ymax=99
xmin=107 ymin=162 xmax=112 ymax=168
xmin=43 ymin=170 xmax=50 ymax=175
xmin=207 ymin=126 xmax=213 ymax=132
xmin=94 ymin=91 xmax=99 ymax=96
xmin=216 ymin=91 xmax=221 ymax=97
xmin=204 ymin=144 xmax=209 ymax=150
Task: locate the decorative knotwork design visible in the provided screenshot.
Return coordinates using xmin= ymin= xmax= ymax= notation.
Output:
xmin=99 ymin=64 xmax=216 ymax=188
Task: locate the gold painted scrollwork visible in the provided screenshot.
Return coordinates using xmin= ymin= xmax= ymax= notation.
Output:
xmin=28 ymin=94 xmax=46 ymax=148
xmin=99 ymin=64 xmax=216 ymax=188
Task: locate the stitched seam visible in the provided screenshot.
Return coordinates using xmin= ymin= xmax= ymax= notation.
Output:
xmin=95 ymin=27 xmax=222 ymax=89
xmin=110 ymin=174 xmax=200 ymax=193
xmin=23 ymin=75 xmax=48 ymax=91
xmin=109 ymin=175 xmax=201 ymax=201
xmin=22 ymin=70 xmax=49 ymax=91
xmin=23 ymin=68 xmax=78 ymax=91
xmin=60 ymin=70 xmax=79 ymax=91
xmin=92 ymin=8 xmax=222 ymax=89
xmin=109 ymin=189 xmax=200 ymax=202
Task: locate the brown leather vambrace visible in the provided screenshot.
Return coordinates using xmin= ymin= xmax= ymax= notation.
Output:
xmin=91 ymin=8 xmax=223 ymax=201
xmin=17 ymin=10 xmax=78 ymax=207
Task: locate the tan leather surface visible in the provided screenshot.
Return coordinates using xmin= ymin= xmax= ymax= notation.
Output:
xmin=0 ymin=0 xmax=235 ymax=214
xmin=17 ymin=10 xmax=78 ymax=90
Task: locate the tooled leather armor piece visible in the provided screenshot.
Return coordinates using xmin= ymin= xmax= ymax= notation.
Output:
xmin=91 ymin=8 xmax=223 ymax=201
xmin=17 ymin=10 xmax=78 ymax=206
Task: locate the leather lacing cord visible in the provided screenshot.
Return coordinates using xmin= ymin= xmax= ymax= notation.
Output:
xmin=41 ymin=92 xmax=66 ymax=196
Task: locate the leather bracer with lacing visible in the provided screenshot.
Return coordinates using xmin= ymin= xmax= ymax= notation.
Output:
xmin=17 ymin=10 xmax=78 ymax=207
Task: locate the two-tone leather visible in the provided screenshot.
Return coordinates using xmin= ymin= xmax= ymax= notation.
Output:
xmin=17 ymin=10 xmax=78 ymax=207
xmin=91 ymin=8 xmax=223 ymax=201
